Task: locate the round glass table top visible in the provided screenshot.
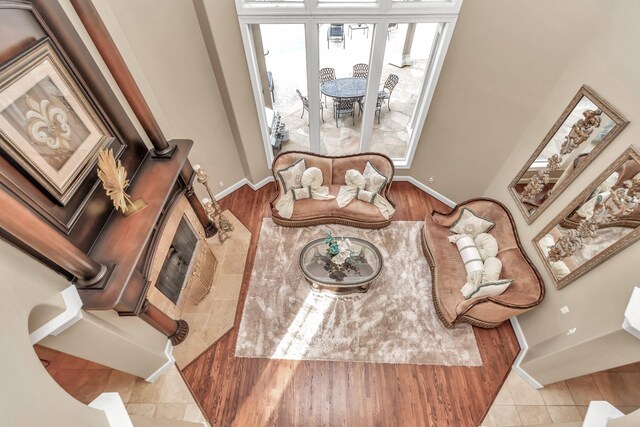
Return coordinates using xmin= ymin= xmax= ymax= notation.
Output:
xmin=320 ymin=77 xmax=367 ymax=99
xmin=299 ymin=237 xmax=382 ymax=287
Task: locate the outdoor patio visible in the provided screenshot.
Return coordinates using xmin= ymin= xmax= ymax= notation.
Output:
xmin=259 ymin=23 xmax=437 ymax=159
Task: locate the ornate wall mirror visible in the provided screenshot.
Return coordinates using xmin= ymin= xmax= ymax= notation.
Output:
xmin=533 ymin=146 xmax=640 ymax=289
xmin=509 ymin=85 xmax=629 ymax=223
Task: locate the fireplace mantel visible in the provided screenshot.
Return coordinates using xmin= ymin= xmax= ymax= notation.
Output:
xmin=79 ymin=139 xmax=193 ymax=315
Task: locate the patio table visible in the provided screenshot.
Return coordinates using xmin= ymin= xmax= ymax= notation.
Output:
xmin=321 ymin=77 xmax=367 ymax=100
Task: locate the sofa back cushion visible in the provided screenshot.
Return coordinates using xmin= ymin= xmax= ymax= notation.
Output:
xmin=331 ymin=154 xmax=394 ymax=187
xmin=272 ymin=152 xmax=332 ymax=190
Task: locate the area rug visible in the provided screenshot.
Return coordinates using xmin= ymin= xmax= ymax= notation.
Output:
xmin=235 ymin=219 xmax=482 ymax=366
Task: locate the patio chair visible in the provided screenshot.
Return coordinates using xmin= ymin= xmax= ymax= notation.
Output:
xmin=297 ymin=89 xmax=324 ymax=123
xmin=327 ymin=24 xmax=345 ymax=49
xmin=334 ymin=98 xmax=355 ymax=127
xmin=374 ymin=95 xmax=384 ymax=125
xmin=320 ymin=67 xmax=336 ymax=103
xmin=352 ymin=63 xmax=369 ymax=79
xmin=387 ymin=23 xmax=399 ymax=41
xmin=379 ymin=74 xmax=399 ymax=110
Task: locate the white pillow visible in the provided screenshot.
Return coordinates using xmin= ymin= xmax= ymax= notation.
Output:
xmin=474 ymin=233 xmax=499 ymax=261
xmin=277 ymin=159 xmax=306 ymax=192
xmin=467 ymin=279 xmax=513 ymax=299
xmin=551 ymin=260 xmax=570 ymax=279
xmin=449 ymin=208 xmax=494 ymax=238
xmin=482 ymin=257 xmax=502 ymax=283
xmin=301 ymin=166 xmax=323 ymax=188
xmin=363 ymin=161 xmax=387 ymax=194
xmin=449 ymin=234 xmax=483 ymax=290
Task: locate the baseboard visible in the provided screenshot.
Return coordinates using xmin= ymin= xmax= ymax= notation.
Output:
xmin=247 ymin=175 xmax=275 ymax=191
xmin=216 ymin=174 xmax=453 ymax=207
xmin=393 ymin=176 xmax=456 ymax=208
xmin=145 ymin=340 xmax=175 ymax=383
xmin=215 ymin=176 xmax=275 ymax=200
xmin=510 ymin=317 xmax=544 ymax=389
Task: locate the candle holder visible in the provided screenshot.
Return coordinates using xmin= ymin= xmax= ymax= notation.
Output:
xmin=193 ymin=164 xmax=234 ymax=243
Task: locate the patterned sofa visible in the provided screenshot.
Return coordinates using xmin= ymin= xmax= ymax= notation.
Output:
xmin=421 ymin=198 xmax=545 ymax=328
xmin=270 ymin=151 xmax=395 ymax=228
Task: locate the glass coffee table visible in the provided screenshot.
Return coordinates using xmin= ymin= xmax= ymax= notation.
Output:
xmin=299 ymin=237 xmax=383 ymax=295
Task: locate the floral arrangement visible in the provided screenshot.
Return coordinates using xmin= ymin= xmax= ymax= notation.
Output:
xmin=325 ymin=232 xmax=360 ymax=266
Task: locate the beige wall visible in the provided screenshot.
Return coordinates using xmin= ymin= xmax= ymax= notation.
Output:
xmin=0 ymin=240 xmax=111 ymax=427
xmin=483 ymin=0 xmax=640 ymax=383
xmin=198 ymin=0 xmax=272 ymax=184
xmin=406 ymin=0 xmax=609 ymax=201
xmin=89 ymin=0 xmax=246 ymax=199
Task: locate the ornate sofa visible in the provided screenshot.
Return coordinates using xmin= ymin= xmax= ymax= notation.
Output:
xmin=421 ymin=198 xmax=545 ymax=328
xmin=270 ymin=151 xmax=395 ymax=228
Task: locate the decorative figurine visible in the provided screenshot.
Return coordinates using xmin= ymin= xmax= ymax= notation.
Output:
xmin=193 ymin=164 xmax=234 ymax=243
xmin=97 ymin=149 xmax=147 ymax=216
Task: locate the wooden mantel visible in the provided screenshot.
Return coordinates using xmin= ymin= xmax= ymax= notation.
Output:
xmin=79 ymin=139 xmax=193 ymax=315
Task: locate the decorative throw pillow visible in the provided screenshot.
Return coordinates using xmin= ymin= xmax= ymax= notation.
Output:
xmin=301 ymin=167 xmax=323 ymax=188
xmin=449 ymin=208 xmax=494 ymax=238
xmin=448 ymin=234 xmax=484 ymax=289
xmin=467 ymin=279 xmax=513 ymax=299
xmin=363 ymin=161 xmax=387 ymax=194
xmin=277 ymin=159 xmax=306 ymax=193
xmin=474 ymin=233 xmax=499 ymax=261
xmin=551 ymin=260 xmax=570 ymax=279
xmin=481 ymin=257 xmax=502 ymax=283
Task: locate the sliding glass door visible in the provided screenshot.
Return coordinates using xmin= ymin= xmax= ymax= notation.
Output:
xmin=237 ymin=1 xmax=460 ymax=169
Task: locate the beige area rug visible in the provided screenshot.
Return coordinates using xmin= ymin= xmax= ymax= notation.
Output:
xmin=235 ymin=220 xmax=482 ymax=366
xmin=173 ymin=210 xmax=251 ymax=368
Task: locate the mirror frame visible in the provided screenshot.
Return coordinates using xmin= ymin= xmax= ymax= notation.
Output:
xmin=509 ymin=85 xmax=629 ymax=224
xmin=533 ymin=145 xmax=640 ymax=289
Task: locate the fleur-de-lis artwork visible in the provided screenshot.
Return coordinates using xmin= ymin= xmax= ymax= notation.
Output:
xmin=97 ymin=149 xmax=147 ymax=216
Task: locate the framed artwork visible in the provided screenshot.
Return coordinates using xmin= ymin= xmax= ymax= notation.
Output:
xmin=0 ymin=38 xmax=113 ymax=205
xmin=509 ymin=85 xmax=629 ymax=223
xmin=533 ymin=146 xmax=640 ymax=289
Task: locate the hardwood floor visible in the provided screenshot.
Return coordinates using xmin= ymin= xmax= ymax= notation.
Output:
xmin=182 ymin=181 xmax=520 ymax=427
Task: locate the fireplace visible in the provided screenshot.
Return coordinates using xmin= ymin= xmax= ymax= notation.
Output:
xmin=155 ymin=217 xmax=199 ymax=305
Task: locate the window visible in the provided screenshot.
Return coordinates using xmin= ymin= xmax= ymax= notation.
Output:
xmin=236 ymin=0 xmax=461 ymax=169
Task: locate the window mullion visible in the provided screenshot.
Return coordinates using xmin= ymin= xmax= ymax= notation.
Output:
xmin=359 ymin=23 xmax=387 ymax=153
xmin=306 ymin=21 xmax=321 ymax=153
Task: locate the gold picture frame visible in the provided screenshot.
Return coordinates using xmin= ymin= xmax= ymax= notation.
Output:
xmin=533 ymin=146 xmax=640 ymax=289
xmin=0 ymin=38 xmax=113 ymax=205
xmin=509 ymin=85 xmax=629 ymax=224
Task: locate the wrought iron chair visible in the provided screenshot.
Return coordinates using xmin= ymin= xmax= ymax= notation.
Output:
xmin=319 ymin=67 xmax=336 ymax=104
xmin=327 ymin=24 xmax=345 ymax=49
xmin=334 ymin=98 xmax=355 ymax=127
xmin=374 ymin=95 xmax=384 ymax=125
xmin=352 ymin=63 xmax=369 ymax=79
xmin=297 ymin=89 xmax=324 ymax=123
xmin=378 ymin=74 xmax=399 ymax=111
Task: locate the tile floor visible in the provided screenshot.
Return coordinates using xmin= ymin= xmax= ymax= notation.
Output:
xmin=34 ymin=344 xmax=208 ymax=424
xmin=481 ymin=362 xmax=640 ymax=426
xmin=172 ymin=211 xmax=251 ymax=368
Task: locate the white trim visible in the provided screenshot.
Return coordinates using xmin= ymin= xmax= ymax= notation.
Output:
xmin=248 ymin=175 xmax=276 ymax=191
xmin=509 ymin=317 xmax=544 ymax=390
xmin=583 ymin=401 xmax=624 ymax=427
xmin=145 ymin=340 xmax=175 ymax=383
xmin=214 ymin=176 xmax=276 ymax=201
xmin=30 ymin=285 xmax=84 ymax=345
xmin=89 ymin=392 xmax=134 ymax=427
xmin=623 ymin=286 xmax=640 ymax=340
xmin=393 ymin=175 xmax=455 ymax=207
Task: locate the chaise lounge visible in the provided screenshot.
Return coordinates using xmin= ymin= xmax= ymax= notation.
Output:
xmin=421 ymin=198 xmax=545 ymax=328
xmin=270 ymin=151 xmax=395 ymax=229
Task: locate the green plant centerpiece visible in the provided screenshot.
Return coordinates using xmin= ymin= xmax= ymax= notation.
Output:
xmin=324 ymin=231 xmax=362 ymax=280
